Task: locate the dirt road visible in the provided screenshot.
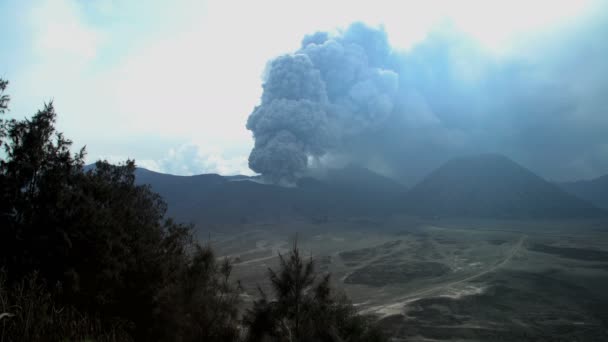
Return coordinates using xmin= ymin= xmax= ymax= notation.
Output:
xmin=362 ymin=235 xmax=527 ymax=316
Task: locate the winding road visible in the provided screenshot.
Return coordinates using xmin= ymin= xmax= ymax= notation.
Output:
xmin=361 ymin=235 xmax=527 ymax=316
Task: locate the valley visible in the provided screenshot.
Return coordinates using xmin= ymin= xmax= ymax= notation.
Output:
xmin=5 ymin=5 xmax=608 ymax=340
xmin=209 ymin=218 xmax=608 ymax=341
xmin=134 ymin=154 xmax=608 ymax=340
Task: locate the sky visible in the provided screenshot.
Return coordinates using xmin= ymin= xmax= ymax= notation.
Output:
xmin=1 ymin=0 xmax=606 ymax=183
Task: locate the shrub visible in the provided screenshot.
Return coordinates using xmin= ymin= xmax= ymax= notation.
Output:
xmin=243 ymin=242 xmax=387 ymax=342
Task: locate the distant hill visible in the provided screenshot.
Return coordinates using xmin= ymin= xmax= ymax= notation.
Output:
xmin=558 ymin=175 xmax=608 ymax=209
xmin=402 ymin=154 xmax=606 ymax=219
xmin=295 ymin=165 xmax=407 ymax=217
xmin=134 ymin=168 xmax=228 ymax=222
xmin=133 ymin=165 xmax=407 ymax=226
xmin=324 ymin=165 xmax=408 ymax=195
xmin=88 ymin=156 xmax=606 ymax=225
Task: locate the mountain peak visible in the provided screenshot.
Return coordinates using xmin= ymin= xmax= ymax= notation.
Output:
xmin=404 ymin=154 xmax=605 ymax=219
xmin=559 ymin=173 xmax=608 ymax=210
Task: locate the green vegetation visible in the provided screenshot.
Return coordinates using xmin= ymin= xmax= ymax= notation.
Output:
xmin=243 ymin=243 xmax=385 ymax=342
xmin=0 ymin=79 xmax=386 ymax=341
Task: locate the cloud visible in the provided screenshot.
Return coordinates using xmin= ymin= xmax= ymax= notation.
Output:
xmin=246 ymin=2 xmax=608 ymax=184
xmin=8 ymin=0 xmax=259 ymax=164
xmin=347 ymin=6 xmax=608 ymax=183
xmin=30 ymin=0 xmax=104 ymax=62
xmin=8 ymin=0 xmax=108 ymax=142
xmin=246 ymin=23 xmax=401 ymax=183
xmin=136 ymin=143 xmax=253 ymax=176
xmin=4 ymin=0 xmax=607 ymax=182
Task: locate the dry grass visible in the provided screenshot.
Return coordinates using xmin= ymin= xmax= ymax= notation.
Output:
xmin=0 ymin=272 xmax=131 ymax=342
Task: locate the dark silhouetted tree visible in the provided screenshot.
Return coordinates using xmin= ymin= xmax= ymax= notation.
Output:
xmin=0 ymin=79 xmax=240 ymax=341
xmin=243 ymin=241 xmax=387 ymax=342
xmin=0 ymin=78 xmax=387 ymax=341
xmin=0 ymin=78 xmax=8 ymax=150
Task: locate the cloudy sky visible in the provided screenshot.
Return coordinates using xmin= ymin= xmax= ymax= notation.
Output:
xmin=1 ymin=0 xmax=606 ymax=183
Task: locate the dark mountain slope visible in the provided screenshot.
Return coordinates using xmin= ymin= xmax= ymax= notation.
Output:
xmin=558 ymin=174 xmax=608 ymax=209
xmin=403 ymin=154 xmax=605 ymax=219
xmin=134 ymin=168 xmax=227 ymax=220
xmin=324 ymin=165 xmax=407 ymax=195
xmin=133 ymin=165 xmax=407 ymax=225
xmin=295 ymin=165 xmax=406 ymax=216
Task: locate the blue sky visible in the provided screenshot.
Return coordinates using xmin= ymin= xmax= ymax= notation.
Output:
xmin=1 ymin=0 xmax=603 ymax=180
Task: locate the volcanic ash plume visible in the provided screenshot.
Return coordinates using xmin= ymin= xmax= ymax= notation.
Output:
xmin=246 ymin=23 xmax=399 ymax=183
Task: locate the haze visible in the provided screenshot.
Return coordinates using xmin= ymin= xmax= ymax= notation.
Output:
xmin=2 ymin=0 xmax=606 ymax=183
xmin=6 ymin=1 xmax=608 ymax=341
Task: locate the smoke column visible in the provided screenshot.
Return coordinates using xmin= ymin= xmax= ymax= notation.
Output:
xmin=246 ymin=23 xmax=399 ymax=183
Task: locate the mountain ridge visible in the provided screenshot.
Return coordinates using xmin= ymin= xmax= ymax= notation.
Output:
xmin=88 ymin=154 xmax=606 ymax=226
xmin=132 ymin=164 xmax=407 ymax=225
xmin=558 ymin=174 xmax=608 ymax=209
xmin=402 ymin=154 xmax=605 ymax=219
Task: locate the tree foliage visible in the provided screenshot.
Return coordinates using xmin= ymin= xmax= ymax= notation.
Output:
xmin=0 ymin=79 xmax=240 ymax=341
xmin=0 ymin=271 xmax=131 ymax=341
xmin=0 ymin=78 xmax=387 ymax=341
xmin=243 ymin=242 xmax=387 ymax=342
xmin=0 ymin=78 xmax=9 ymax=150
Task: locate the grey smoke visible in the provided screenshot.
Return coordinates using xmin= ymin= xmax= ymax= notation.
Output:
xmin=248 ymin=6 xmax=608 ymax=184
xmin=246 ymin=23 xmax=399 ymax=183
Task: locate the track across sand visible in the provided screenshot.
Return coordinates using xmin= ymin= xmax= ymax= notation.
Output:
xmin=362 ymin=235 xmax=526 ymax=316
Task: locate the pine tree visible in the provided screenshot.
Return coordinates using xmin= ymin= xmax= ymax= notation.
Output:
xmin=243 ymin=241 xmax=387 ymax=342
xmin=0 ymin=79 xmax=241 ymax=341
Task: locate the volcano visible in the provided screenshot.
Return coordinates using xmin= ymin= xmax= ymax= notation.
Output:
xmin=402 ymin=154 xmax=606 ymax=219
